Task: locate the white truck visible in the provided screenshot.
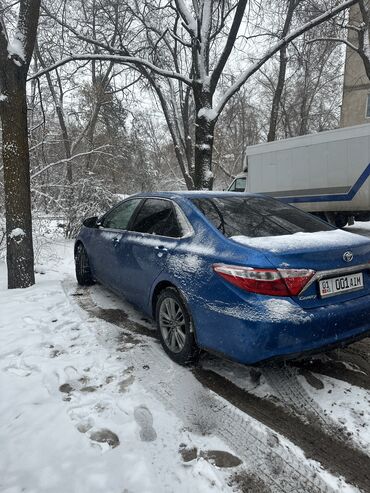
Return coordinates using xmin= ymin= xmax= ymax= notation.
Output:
xmin=228 ymin=123 xmax=370 ymax=227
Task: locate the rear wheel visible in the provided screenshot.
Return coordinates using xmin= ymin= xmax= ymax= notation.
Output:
xmin=334 ymin=214 xmax=348 ymax=229
xmin=75 ymin=243 xmax=95 ymax=286
xmin=324 ymin=212 xmax=348 ymax=228
xmin=156 ymin=287 xmax=199 ymax=365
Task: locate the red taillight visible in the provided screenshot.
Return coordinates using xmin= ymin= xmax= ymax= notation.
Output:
xmin=213 ymin=264 xmax=315 ymax=297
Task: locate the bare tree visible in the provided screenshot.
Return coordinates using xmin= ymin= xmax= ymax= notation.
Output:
xmin=309 ymin=0 xmax=370 ymax=79
xmin=34 ymin=0 xmax=357 ymax=190
xmin=0 ymin=0 xmax=41 ymax=288
xmin=267 ymin=0 xmax=301 ymax=142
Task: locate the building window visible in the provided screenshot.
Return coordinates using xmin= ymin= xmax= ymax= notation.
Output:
xmin=366 ymin=94 xmax=370 ymax=118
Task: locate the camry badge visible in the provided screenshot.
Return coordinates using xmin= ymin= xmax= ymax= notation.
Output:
xmin=343 ymin=251 xmax=353 ymax=262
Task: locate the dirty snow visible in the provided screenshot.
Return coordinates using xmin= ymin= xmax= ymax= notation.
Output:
xmin=206 ymin=297 xmax=312 ymax=324
xmin=298 ymin=371 xmax=370 ymax=455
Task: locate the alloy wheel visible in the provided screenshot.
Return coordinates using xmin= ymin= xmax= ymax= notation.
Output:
xmin=159 ymin=297 xmax=186 ymax=353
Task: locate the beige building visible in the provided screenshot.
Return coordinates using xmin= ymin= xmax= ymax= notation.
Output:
xmin=340 ymin=3 xmax=370 ymax=127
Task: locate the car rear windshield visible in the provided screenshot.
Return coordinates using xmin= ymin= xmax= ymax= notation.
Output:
xmin=191 ymin=196 xmax=334 ymax=238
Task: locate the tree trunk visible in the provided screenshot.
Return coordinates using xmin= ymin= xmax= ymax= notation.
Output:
xmin=0 ymin=0 xmax=41 ymax=289
xmin=193 ymin=114 xmax=215 ymax=189
xmin=193 ymin=87 xmax=215 ymax=190
xmin=267 ymin=0 xmax=298 ymax=142
xmin=0 ymin=65 xmax=35 ymax=288
xmin=267 ymin=45 xmax=288 ymax=142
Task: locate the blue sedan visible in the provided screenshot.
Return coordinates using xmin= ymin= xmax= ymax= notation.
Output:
xmin=75 ymin=192 xmax=370 ymax=365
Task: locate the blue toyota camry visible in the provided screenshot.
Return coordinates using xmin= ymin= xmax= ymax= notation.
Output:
xmin=75 ymin=192 xmax=370 ymax=365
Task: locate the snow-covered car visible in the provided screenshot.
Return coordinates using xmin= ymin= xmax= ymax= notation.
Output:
xmin=74 ymin=192 xmax=370 ymax=365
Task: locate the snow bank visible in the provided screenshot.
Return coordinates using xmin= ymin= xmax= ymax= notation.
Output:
xmin=230 ymin=229 xmax=370 ymax=253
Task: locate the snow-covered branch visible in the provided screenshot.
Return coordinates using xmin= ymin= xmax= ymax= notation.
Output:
xmin=31 ymin=146 xmax=111 ymax=179
xmin=29 ymin=54 xmax=192 ymax=86
xmin=215 ymin=0 xmax=358 ymax=116
xmin=174 ymin=0 xmax=196 ymax=33
xmin=210 ymin=0 xmax=248 ymax=92
xmin=16 ymin=0 xmax=41 ymax=68
xmin=307 ymin=36 xmax=359 ymax=52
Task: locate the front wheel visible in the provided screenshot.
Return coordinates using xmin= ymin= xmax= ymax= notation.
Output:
xmin=75 ymin=243 xmax=95 ymax=286
xmin=156 ymin=287 xmax=199 ymax=366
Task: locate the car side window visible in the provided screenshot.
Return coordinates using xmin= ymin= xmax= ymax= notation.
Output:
xmin=130 ymin=199 xmax=182 ymax=238
xmin=102 ymin=199 xmax=142 ymax=230
xmin=192 ymin=196 xmax=334 ymax=237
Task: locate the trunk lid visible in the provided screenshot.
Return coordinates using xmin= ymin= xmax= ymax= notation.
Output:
xmin=230 ymin=229 xmax=370 ymax=308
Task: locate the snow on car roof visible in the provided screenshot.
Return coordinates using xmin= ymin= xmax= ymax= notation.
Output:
xmin=128 ymin=190 xmax=257 ymax=199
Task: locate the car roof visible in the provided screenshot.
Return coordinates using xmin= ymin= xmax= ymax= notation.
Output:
xmin=126 ymin=191 xmax=259 ymax=200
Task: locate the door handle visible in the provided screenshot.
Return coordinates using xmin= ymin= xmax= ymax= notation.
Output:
xmin=155 ymin=245 xmax=168 ymax=257
xmin=154 ymin=246 xmax=168 ymax=251
xmin=112 ymin=237 xmax=120 ymax=247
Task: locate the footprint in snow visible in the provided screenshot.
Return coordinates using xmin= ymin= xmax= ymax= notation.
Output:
xmin=3 ymin=366 xmax=31 ymax=377
xmin=179 ymin=445 xmax=242 ymax=468
xmin=88 ymin=428 xmax=120 ymax=449
xmin=134 ymin=405 xmax=157 ymax=442
xmin=118 ymin=374 xmax=135 ymax=393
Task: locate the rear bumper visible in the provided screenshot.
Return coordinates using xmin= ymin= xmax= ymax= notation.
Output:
xmin=190 ymin=292 xmax=370 ymax=364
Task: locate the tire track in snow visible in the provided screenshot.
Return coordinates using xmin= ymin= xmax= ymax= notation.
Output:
xmin=195 ymin=367 xmax=370 ymax=493
xmin=72 ymin=284 xmax=369 ymax=491
xmin=261 ymin=364 xmax=334 ymax=428
xmin=128 ymin=342 xmax=336 ymax=493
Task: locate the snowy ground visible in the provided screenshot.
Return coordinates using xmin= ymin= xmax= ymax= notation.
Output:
xmin=1 ymin=221 xmax=370 ymax=493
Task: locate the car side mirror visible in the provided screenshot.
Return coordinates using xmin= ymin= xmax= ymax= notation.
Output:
xmin=83 ymin=216 xmax=99 ymax=228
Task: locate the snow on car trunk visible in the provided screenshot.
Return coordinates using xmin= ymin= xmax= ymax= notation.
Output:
xmin=230 ymin=229 xmax=370 ymax=308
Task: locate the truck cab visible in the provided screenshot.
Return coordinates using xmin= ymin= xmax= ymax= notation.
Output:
xmin=228 ymin=173 xmax=247 ymax=192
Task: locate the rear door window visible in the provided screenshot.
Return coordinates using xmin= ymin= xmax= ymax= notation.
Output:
xmin=192 ymin=196 xmax=334 ymax=238
xmin=101 ymin=199 xmax=142 ymax=230
xmin=130 ymin=199 xmax=182 ymax=238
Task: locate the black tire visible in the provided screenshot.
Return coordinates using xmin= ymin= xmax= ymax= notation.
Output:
xmin=75 ymin=243 xmax=95 ymax=286
xmin=156 ymin=287 xmax=199 ymax=366
xmin=334 ymin=215 xmax=348 ymax=229
xmin=325 ymin=212 xmax=348 ymax=229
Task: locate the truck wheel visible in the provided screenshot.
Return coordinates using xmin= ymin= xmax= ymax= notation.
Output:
xmin=324 ymin=212 xmax=348 ymax=228
xmin=334 ymin=214 xmax=348 ymax=228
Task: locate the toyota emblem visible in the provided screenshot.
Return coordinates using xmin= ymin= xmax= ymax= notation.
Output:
xmin=343 ymin=251 xmax=353 ymax=262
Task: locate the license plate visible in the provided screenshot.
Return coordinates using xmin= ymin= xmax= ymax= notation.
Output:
xmin=319 ymin=272 xmax=364 ymax=298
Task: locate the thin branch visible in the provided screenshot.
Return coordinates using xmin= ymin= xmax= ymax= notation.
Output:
xmin=29 ymin=54 xmax=192 ymax=85
xmin=307 ymin=36 xmax=358 ymax=52
xmin=215 ymin=0 xmax=358 ymax=117
xmin=31 ymin=146 xmax=110 ymax=179
xmin=210 ymin=0 xmax=249 ymax=92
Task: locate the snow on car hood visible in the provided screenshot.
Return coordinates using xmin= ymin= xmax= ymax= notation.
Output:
xmin=230 ymin=229 xmax=370 ymax=253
